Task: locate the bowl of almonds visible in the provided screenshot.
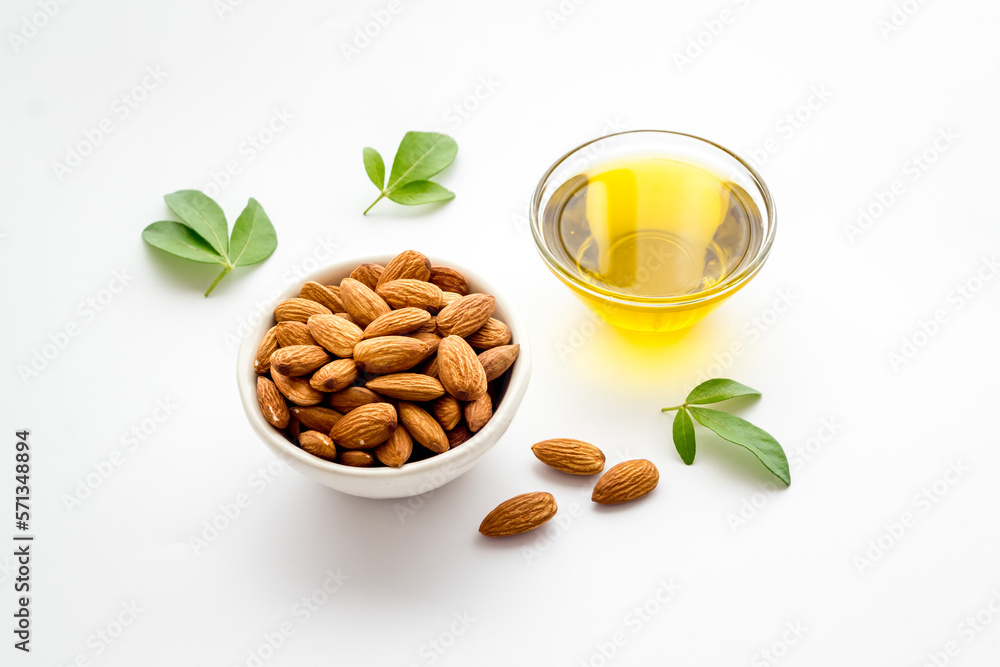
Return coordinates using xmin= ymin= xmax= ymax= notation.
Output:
xmin=236 ymin=250 xmax=531 ymax=498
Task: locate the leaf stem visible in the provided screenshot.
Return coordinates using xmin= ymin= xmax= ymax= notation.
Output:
xmin=204 ymin=264 xmax=233 ymax=296
xmin=661 ymin=404 xmax=687 ymax=412
xmin=363 ymin=192 xmax=386 ymax=215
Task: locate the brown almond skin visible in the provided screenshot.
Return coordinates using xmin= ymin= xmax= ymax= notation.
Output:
xmin=287 ymin=415 xmax=301 ymax=441
xmin=299 ymin=430 xmax=337 ymax=461
xmin=290 ymin=406 xmax=343 ymax=433
xmin=416 ymin=316 xmax=438 ymax=334
xmin=353 ymin=336 xmax=430 ymax=374
xmin=275 ymin=321 xmax=317 ymax=347
xmin=375 ymin=425 xmax=413 ymax=468
xmin=440 ymin=291 xmax=462 ymax=308
xmin=257 ymin=377 xmax=290 ymax=429
xmin=340 ymin=277 xmax=391 ymax=326
xmin=308 ymin=358 xmax=358 ymax=392
xmin=307 ymin=314 xmax=363 ymax=358
xmin=478 ymin=344 xmax=520 ymax=382
xmin=592 ymin=459 xmax=659 ymax=504
xmin=409 ymin=332 xmax=441 ymax=354
xmin=254 ymin=326 xmax=279 ymax=375
xmin=365 ymin=373 xmax=446 ymax=401
xmin=466 ymin=318 xmax=512 ymax=350
xmin=274 ymin=298 xmax=332 ymax=323
xmin=429 ymin=266 xmax=468 ymax=295
xmin=337 ymin=450 xmax=375 ymax=467
xmin=447 ymin=424 xmax=473 ymax=448
xmin=329 ymin=403 xmax=397 ymax=449
xmin=464 ymin=393 xmax=493 ymax=433
xmin=531 ymin=439 xmax=606 ymax=475
xmin=377 ymin=250 xmax=431 ymax=288
xmin=363 ymin=307 xmax=432 ymax=339
xmin=422 ymin=355 xmax=439 ymax=378
xmin=398 ymin=402 xmax=449 ymax=454
xmin=350 ymin=263 xmax=385 ymax=290
xmin=300 ymin=281 xmax=345 ymax=312
xmin=328 ymin=386 xmax=382 ymax=413
xmin=377 ymin=279 xmax=443 ymax=311
xmin=269 ymin=345 xmax=330 ymax=376
xmin=437 ymin=335 xmax=488 ymax=401
xmin=271 ymin=369 xmax=324 ymax=406
xmin=479 ymin=492 xmax=557 ymax=537
xmin=432 ymin=395 xmax=462 ymax=431
xmin=436 ymin=294 xmax=495 ymax=337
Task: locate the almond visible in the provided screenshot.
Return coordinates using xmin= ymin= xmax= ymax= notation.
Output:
xmin=440 ymin=291 xmax=462 ymax=308
xmin=271 ymin=369 xmax=324 ymax=406
xmin=353 ymin=336 xmax=430 ymax=374
xmin=377 ymin=250 xmax=431 ymax=288
xmin=398 ymin=401 xmax=449 ymax=454
xmin=375 ymin=425 xmax=413 ymax=468
xmin=377 ymin=279 xmax=443 ymax=311
xmin=466 ymin=318 xmax=512 ymax=350
xmin=275 ymin=321 xmax=317 ymax=347
xmin=422 ymin=355 xmax=439 ymax=378
xmin=436 ymin=294 xmax=495 ymax=337
xmin=329 ymin=403 xmax=397 ymax=449
xmin=337 ymin=450 xmax=375 ymax=467
xmin=257 ymin=377 xmax=290 ymax=428
xmin=328 ymin=386 xmax=382 ymax=413
xmin=531 ymin=439 xmax=605 ymax=475
xmin=274 ymin=298 xmax=332 ymax=323
xmin=363 ymin=307 xmax=432 ymax=339
xmin=290 ymin=406 xmax=343 ymax=433
xmin=416 ymin=316 xmax=438 ymax=334
xmin=479 ymin=492 xmax=557 ymax=537
xmin=350 ymin=263 xmax=385 ymax=290
xmin=308 ymin=358 xmax=358 ymax=392
xmin=335 ymin=311 xmax=360 ymax=326
xmin=437 ymin=335 xmax=487 ymax=401
xmin=299 ymin=281 xmax=345 ymax=312
xmin=410 ymin=332 xmax=441 ymax=354
xmin=307 ymin=314 xmax=363 ymax=358
xmin=478 ymin=344 xmax=520 ymax=382
xmin=299 ymin=430 xmax=337 ymax=461
xmin=365 ymin=373 xmax=445 ymax=401
xmin=432 ymin=395 xmax=462 ymax=431
xmin=254 ymin=326 xmax=279 ymax=375
xmin=288 ymin=415 xmax=301 ymax=440
xmin=429 ymin=266 xmax=468 ymax=295
xmin=447 ymin=424 xmax=473 ymax=448
xmin=340 ymin=277 xmax=391 ymax=326
xmin=591 ymin=459 xmax=659 ymax=505
xmin=464 ymin=393 xmax=493 ymax=432
xmin=269 ymin=345 xmax=330 ymax=376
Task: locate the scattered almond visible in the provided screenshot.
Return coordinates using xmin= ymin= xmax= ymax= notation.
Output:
xmin=398 ymin=401 xmax=449 ymax=454
xmin=479 ymin=492 xmax=557 ymax=537
xmin=257 ymin=377 xmax=290 ymax=429
xmin=531 ymin=439 xmax=605 ymax=475
xmin=591 ymin=459 xmax=659 ymax=505
xmin=437 ymin=335 xmax=488 ymax=401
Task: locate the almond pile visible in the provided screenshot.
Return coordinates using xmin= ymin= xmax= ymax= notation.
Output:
xmin=254 ymin=250 xmax=520 ymax=468
xmin=478 ymin=439 xmax=659 ymax=537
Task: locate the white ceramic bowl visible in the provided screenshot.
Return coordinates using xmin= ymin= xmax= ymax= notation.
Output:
xmin=236 ymin=254 xmax=532 ymax=499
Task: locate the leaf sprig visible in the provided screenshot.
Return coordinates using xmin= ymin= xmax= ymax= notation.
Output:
xmin=142 ymin=190 xmax=277 ymax=296
xmin=662 ymin=379 xmax=790 ymax=485
xmin=363 ymin=131 xmax=457 ymax=214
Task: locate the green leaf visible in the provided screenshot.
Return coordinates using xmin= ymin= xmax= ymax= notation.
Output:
xmin=688 ymin=407 xmax=790 ymax=485
xmin=672 ymin=408 xmax=696 ymax=465
xmin=142 ymin=221 xmax=225 ymax=264
xmin=387 ymin=131 xmax=457 ymax=190
xmin=686 ymin=378 xmax=761 ymax=405
xmin=163 ymin=190 xmax=229 ymax=256
xmin=229 ymin=198 xmax=277 ymax=267
xmin=363 ymin=147 xmax=385 ymax=190
xmin=386 ymin=180 xmax=455 ymax=206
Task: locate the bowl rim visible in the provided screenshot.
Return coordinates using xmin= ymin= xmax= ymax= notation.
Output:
xmin=528 ymin=129 xmax=777 ymax=307
xmin=236 ymin=253 xmax=532 ymax=481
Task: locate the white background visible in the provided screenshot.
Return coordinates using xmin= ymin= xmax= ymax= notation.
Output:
xmin=2 ymin=0 xmax=999 ymax=665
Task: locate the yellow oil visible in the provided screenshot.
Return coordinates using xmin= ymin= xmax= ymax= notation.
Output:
xmin=541 ymin=157 xmax=763 ymax=331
